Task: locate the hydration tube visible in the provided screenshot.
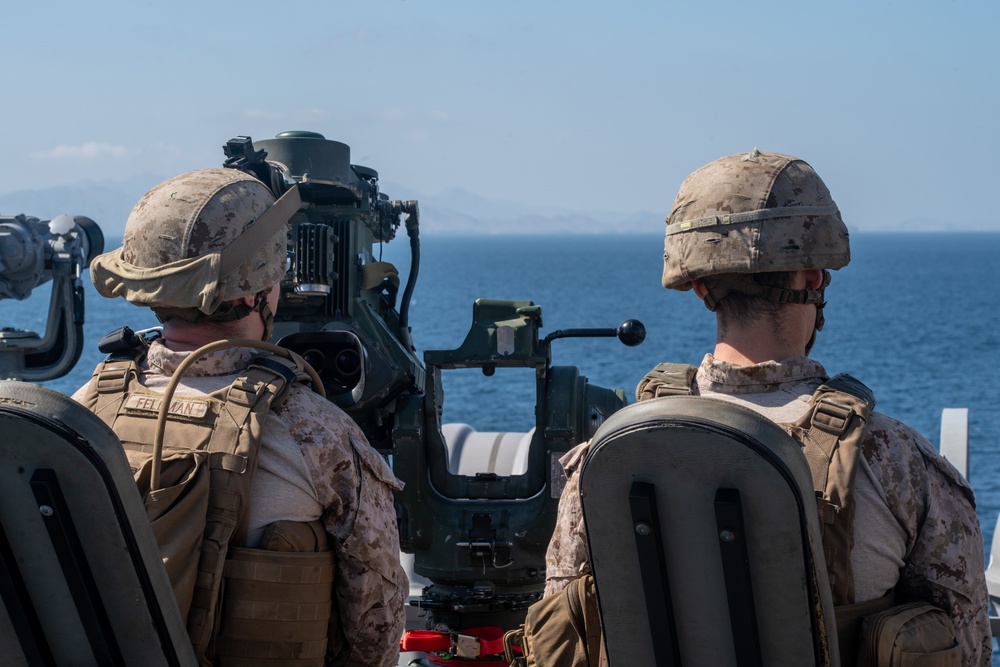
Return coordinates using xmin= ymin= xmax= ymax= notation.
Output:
xmin=149 ymin=339 xmax=324 ymax=492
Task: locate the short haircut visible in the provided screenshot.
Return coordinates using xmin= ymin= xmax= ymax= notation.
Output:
xmin=709 ymin=271 xmax=796 ymax=332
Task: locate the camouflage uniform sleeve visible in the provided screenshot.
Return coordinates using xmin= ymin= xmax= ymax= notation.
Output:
xmin=283 ymin=388 xmax=407 ymax=667
xmin=544 ymin=440 xmax=593 ymax=597
xmin=863 ymin=413 xmax=991 ymax=666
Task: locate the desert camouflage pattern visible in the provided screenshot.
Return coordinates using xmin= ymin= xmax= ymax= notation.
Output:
xmin=89 ymin=169 xmax=288 ymax=314
xmin=73 ymin=342 xmax=407 ymax=667
xmin=662 ymin=150 xmax=851 ymax=290
xmin=545 ymin=355 xmax=990 ymax=666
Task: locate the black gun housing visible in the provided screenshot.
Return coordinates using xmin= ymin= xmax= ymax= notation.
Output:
xmin=223 ymin=132 xmax=642 ymax=630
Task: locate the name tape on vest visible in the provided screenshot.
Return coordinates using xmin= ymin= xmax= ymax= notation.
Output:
xmin=124 ymin=393 xmax=210 ymax=421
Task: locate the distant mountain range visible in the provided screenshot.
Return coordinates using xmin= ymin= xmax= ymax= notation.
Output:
xmin=0 ymin=178 xmax=991 ymax=237
xmin=0 ymin=176 xmax=160 ymax=239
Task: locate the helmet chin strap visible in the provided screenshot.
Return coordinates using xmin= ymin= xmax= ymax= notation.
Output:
xmin=155 ymin=290 xmax=275 ymax=341
xmin=803 ymin=271 xmax=831 ymax=355
xmin=804 ymin=303 xmax=824 ymax=355
xmin=252 ymin=291 xmax=275 ymax=342
xmin=703 ymin=271 xmax=831 ymax=356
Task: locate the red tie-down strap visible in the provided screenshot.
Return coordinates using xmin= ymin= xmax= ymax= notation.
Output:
xmin=401 ymin=626 xmax=512 ymax=664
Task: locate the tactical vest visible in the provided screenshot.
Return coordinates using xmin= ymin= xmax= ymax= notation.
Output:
xmin=635 ymin=363 xmax=963 ymax=665
xmin=78 ymin=349 xmax=336 ymax=667
xmin=636 ymin=362 xmax=890 ymax=662
xmin=636 ymin=361 xmax=874 ymax=603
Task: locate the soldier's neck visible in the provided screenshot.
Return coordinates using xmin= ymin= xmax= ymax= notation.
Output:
xmin=711 ymin=341 xmax=806 ymax=366
xmin=161 ymin=320 xmax=262 ymax=352
xmin=712 ymin=317 xmax=809 ymax=366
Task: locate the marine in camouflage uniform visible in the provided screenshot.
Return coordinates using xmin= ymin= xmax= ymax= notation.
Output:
xmin=77 ymin=169 xmax=406 ymax=667
xmin=544 ymin=151 xmax=991 ymax=665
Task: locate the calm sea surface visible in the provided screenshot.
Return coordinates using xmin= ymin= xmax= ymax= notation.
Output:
xmin=5 ymin=231 xmax=1000 ymax=588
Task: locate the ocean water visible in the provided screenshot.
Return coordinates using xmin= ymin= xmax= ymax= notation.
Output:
xmin=7 ymin=231 xmax=1000 ymax=514
xmin=5 ymin=231 xmax=1000 ymax=639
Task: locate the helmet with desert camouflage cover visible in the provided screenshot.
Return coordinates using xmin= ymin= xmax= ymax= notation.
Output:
xmin=662 ymin=149 xmax=850 ymax=350
xmin=662 ymin=149 xmax=849 ymax=320
xmin=89 ymin=168 xmax=300 ymax=332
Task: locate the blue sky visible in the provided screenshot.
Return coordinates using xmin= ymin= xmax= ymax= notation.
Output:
xmin=3 ymin=0 xmax=998 ymax=231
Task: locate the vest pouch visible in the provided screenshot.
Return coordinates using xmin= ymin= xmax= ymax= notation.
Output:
xmin=835 ymin=591 xmax=897 ymax=664
xmin=213 ymin=545 xmax=336 ymax=667
xmin=857 ymin=601 xmax=960 ymax=667
xmin=513 ymin=574 xmax=604 ymax=667
xmin=128 ymin=446 xmax=212 ymax=623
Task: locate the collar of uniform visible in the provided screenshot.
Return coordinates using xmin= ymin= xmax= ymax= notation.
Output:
xmin=697 ymin=354 xmax=828 ymax=391
xmin=146 ymin=340 xmax=260 ymax=377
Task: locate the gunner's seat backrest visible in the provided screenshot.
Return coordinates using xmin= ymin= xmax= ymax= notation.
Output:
xmin=580 ymin=395 xmax=839 ymax=667
xmin=0 ymin=380 xmax=196 ymax=666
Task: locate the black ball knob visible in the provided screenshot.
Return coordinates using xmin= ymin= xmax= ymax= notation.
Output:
xmin=617 ymin=319 xmax=646 ymax=347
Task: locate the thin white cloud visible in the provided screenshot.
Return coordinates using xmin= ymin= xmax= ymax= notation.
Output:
xmin=144 ymin=141 xmax=185 ymax=157
xmin=30 ymin=142 xmax=131 ymax=161
xmin=378 ymin=109 xmax=451 ymax=123
xmin=244 ymin=108 xmax=285 ymax=120
xmin=372 ymin=109 xmax=452 ymax=143
xmin=379 ymin=108 xmax=406 ymax=121
xmin=290 ymin=108 xmax=331 ymax=122
xmin=243 ymin=108 xmax=332 ymax=123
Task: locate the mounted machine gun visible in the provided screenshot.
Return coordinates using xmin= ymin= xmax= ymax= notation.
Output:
xmin=222 ymin=131 xmax=645 ymax=634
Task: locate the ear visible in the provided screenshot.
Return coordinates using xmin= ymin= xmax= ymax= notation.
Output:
xmin=240 ymin=294 xmax=256 ymax=308
xmin=802 ymin=269 xmax=824 ymax=290
xmin=691 ymin=278 xmax=709 ymax=300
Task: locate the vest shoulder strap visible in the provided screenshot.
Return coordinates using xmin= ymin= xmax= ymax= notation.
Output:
xmin=784 ymin=372 xmax=876 ymax=606
xmin=80 ymin=351 xmax=146 ymax=425
xmin=635 ymin=362 xmax=697 ymax=401
xmin=80 ymin=326 xmax=161 ymax=421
